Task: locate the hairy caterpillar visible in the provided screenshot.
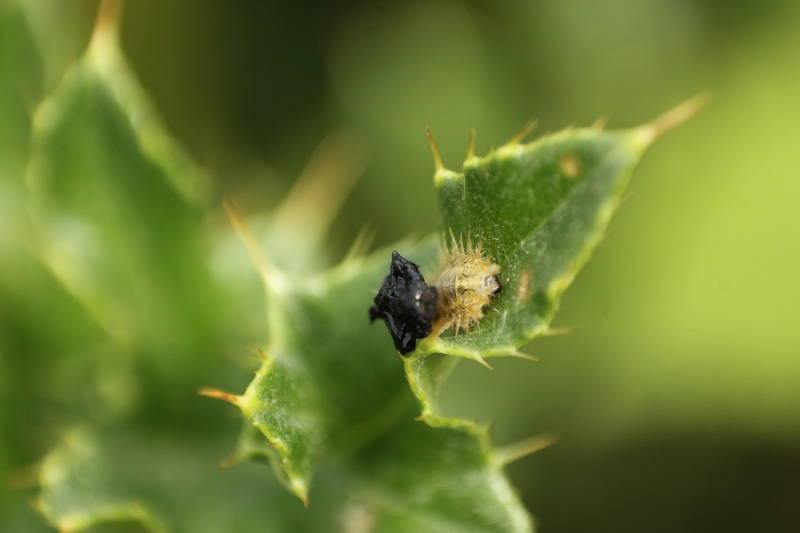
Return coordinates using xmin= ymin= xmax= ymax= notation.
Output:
xmin=370 ymin=232 xmax=501 ymax=354
xmin=432 ymin=231 xmax=501 ymax=336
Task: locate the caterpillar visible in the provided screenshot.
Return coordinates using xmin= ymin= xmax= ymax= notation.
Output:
xmin=432 ymin=231 xmax=501 ymax=336
xmin=370 ymin=232 xmax=501 ymax=354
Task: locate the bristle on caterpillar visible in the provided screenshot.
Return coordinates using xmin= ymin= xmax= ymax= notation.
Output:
xmin=433 ymin=230 xmax=502 ymax=336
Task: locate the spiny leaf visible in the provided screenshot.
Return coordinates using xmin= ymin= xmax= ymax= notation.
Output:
xmin=34 ymin=427 xmax=169 ymax=533
xmin=213 ymin=239 xmax=438 ymax=503
xmin=33 ymin=419 xmax=533 ymax=533
xmin=215 ymin=225 xmax=534 ymax=528
xmin=33 ymin=425 xmax=330 ymax=533
xmin=24 ymin=1 xmax=222 ymax=392
xmin=408 ymin=100 xmax=702 ymax=424
xmin=211 ymin=160 xmax=538 ymax=528
xmin=346 ymin=411 xmax=533 ymax=533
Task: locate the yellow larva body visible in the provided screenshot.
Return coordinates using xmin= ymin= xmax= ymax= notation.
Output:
xmin=434 ymin=233 xmax=501 ymax=335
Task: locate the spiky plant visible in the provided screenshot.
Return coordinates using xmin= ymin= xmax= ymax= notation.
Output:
xmin=0 ymin=1 xmax=700 ymax=531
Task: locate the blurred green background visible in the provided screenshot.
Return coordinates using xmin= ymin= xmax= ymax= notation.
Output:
xmin=3 ymin=0 xmax=800 ymax=531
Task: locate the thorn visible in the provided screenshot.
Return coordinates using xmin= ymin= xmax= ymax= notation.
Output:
xmin=633 ymin=93 xmax=709 ymax=149
xmin=218 ymin=455 xmax=237 ymax=469
xmin=286 ymin=474 xmax=310 ymax=507
xmin=468 ymin=352 xmax=494 ymax=370
xmin=257 ymin=348 xmax=270 ymax=361
xmin=342 ymin=224 xmax=376 ymax=263
xmin=273 ymin=132 xmax=368 ymax=250
xmin=503 ymin=350 xmax=539 ymax=361
xmin=507 ymin=119 xmax=538 ymax=145
xmin=90 ymin=0 xmax=122 ymax=56
xmin=427 ymin=127 xmax=444 ymax=172
xmin=198 ymin=387 xmax=244 ymax=406
xmin=542 ymin=327 xmax=575 ymax=337
xmin=497 ymin=433 xmax=559 ymax=466
xmin=415 ymin=412 xmax=442 ymax=426
xmin=466 ymin=128 xmax=477 ymax=160
xmin=223 ymin=196 xmax=285 ymax=292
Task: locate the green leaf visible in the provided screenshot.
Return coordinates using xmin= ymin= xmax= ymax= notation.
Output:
xmin=32 ymin=425 xmax=333 ymax=533
xmin=33 ymin=418 xmax=532 ymax=533
xmin=209 ymin=238 xmax=438 ymax=503
xmin=347 ymin=413 xmax=533 ymax=533
xmin=35 ymin=427 xmax=169 ymax=533
xmin=15 ymin=2 xmax=699 ymax=530
xmin=24 ymin=6 xmax=224 ymax=399
xmin=206 ymin=224 xmax=534 ymax=529
xmin=408 ymin=100 xmax=703 ymax=420
xmin=211 ymin=102 xmax=698 ymax=527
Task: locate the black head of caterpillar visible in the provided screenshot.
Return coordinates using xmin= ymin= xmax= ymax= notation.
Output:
xmin=433 ymin=231 xmax=501 ymax=335
xmin=369 ymin=251 xmax=439 ymax=355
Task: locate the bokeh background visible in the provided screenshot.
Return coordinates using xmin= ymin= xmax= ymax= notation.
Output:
xmin=3 ymin=0 xmax=800 ymax=531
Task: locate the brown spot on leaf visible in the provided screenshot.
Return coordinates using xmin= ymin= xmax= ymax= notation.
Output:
xmin=517 ymin=270 xmax=531 ymax=303
xmin=559 ymin=154 xmax=581 ymax=179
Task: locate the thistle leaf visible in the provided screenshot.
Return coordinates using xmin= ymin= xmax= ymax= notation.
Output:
xmin=407 ymin=103 xmax=701 ymax=423
xmin=221 ymin=240 xmax=438 ymax=503
xmin=24 ymin=2 xmax=222 ymax=387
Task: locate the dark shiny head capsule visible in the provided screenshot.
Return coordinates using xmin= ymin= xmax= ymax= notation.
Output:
xmin=369 ymin=251 xmax=439 ymax=355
